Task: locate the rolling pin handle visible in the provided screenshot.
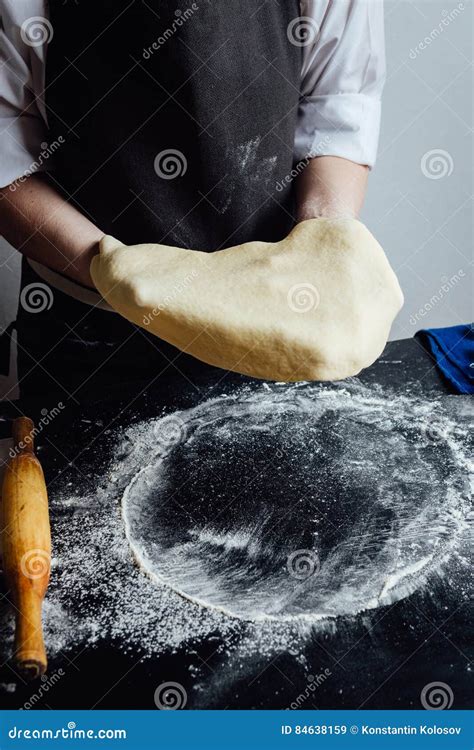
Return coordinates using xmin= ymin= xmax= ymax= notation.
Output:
xmin=14 ymin=587 xmax=47 ymax=679
xmin=12 ymin=417 xmax=35 ymax=454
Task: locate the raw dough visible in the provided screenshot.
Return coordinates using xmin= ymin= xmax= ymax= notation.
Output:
xmin=90 ymin=218 xmax=403 ymax=381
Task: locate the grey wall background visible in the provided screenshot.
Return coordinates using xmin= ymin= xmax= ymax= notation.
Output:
xmin=1 ymin=0 xmax=472 ymax=398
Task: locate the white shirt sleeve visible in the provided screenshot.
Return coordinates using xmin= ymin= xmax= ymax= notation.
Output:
xmin=296 ymin=0 xmax=386 ymax=167
xmin=0 ymin=0 xmax=49 ymax=188
xmin=0 ymin=0 xmax=385 ymax=189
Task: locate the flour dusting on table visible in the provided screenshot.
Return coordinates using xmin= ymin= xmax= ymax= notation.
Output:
xmin=1 ymin=381 xmax=470 ymax=675
xmin=122 ymin=381 xmax=471 ymax=621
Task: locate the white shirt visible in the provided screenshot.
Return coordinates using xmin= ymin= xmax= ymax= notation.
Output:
xmin=0 ymin=0 xmax=385 ymax=189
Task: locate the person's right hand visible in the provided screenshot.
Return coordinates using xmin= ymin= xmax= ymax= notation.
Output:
xmin=0 ymin=174 xmax=104 ymax=289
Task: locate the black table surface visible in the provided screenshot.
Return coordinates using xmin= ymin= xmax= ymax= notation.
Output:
xmin=0 ymin=338 xmax=472 ymax=710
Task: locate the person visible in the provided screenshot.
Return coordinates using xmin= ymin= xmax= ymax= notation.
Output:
xmin=0 ymin=0 xmax=385 ymax=405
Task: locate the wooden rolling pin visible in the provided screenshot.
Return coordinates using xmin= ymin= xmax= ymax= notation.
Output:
xmin=1 ymin=417 xmax=51 ymax=679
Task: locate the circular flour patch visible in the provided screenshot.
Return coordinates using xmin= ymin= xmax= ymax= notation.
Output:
xmin=122 ymin=383 xmax=470 ymax=621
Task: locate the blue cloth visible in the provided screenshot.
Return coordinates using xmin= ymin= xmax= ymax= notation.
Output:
xmin=416 ymin=324 xmax=474 ymax=394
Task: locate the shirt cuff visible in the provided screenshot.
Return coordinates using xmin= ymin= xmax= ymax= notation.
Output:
xmin=294 ymin=94 xmax=382 ymax=169
xmin=0 ymin=115 xmax=50 ymax=188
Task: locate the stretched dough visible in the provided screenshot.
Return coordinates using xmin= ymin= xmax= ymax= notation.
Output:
xmin=90 ymin=218 xmax=403 ymax=382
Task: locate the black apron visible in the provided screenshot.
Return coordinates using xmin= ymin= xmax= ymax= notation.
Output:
xmin=13 ymin=0 xmax=301 ymax=405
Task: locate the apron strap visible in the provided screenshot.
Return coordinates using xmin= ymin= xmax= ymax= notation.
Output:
xmin=0 ymin=321 xmax=16 ymax=377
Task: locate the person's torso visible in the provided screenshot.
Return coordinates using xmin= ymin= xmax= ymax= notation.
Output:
xmin=45 ymin=0 xmax=302 ymax=250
